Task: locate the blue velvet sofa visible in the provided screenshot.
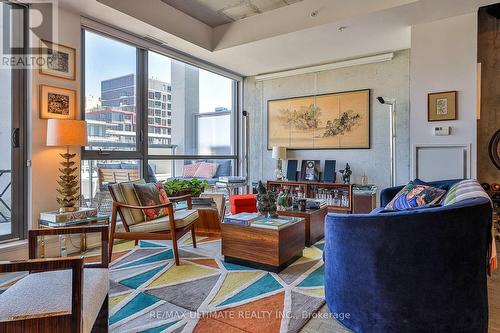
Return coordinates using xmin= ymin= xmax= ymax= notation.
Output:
xmin=324 ymin=179 xmax=492 ymax=333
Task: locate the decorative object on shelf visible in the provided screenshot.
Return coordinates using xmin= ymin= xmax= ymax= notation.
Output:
xmin=428 ymin=91 xmax=457 ymax=121
xmin=323 ymin=160 xmax=337 ymax=182
xmin=489 ymin=129 xmax=500 ymax=171
xmin=301 ymin=160 xmax=320 ymax=181
xmin=339 ymin=163 xmax=352 ymax=184
xmin=286 ymin=159 xmax=298 ymax=181
xmin=272 ymin=146 xmax=287 ymax=180
xmin=46 ymin=119 xmax=87 ymax=212
xmin=256 ymin=181 xmax=278 ymax=217
xmin=481 ymin=183 xmax=491 ymax=191
xmin=277 ymin=190 xmax=293 ymax=210
xmin=493 ymin=183 xmax=500 ymax=192
xmin=39 ymin=84 xmax=76 ymax=119
xmin=298 ymin=198 xmax=307 ymax=212
xmin=39 ymin=40 xmax=76 ymax=80
xmin=162 ymin=178 xmax=208 ymax=197
xmin=267 ymin=89 xmax=370 ymax=149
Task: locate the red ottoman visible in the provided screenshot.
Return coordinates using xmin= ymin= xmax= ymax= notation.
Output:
xmin=229 ymin=194 xmax=257 ymax=215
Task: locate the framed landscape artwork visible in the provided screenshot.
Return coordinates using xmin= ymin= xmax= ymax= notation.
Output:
xmin=39 ymin=85 xmax=76 ymax=119
xmin=428 ymin=91 xmax=457 ymax=121
xmin=39 ymin=40 xmax=76 ymax=80
xmin=267 ymin=89 xmax=370 ymax=149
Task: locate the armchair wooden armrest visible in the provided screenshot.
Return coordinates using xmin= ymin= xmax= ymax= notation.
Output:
xmin=168 ymin=194 xmax=193 ymax=209
xmin=28 ymin=224 xmax=109 ymax=268
xmin=0 ymin=257 xmax=84 ymax=333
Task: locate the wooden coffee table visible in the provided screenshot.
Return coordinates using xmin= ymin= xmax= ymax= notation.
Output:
xmin=277 ymin=207 xmax=328 ymax=246
xmin=221 ymin=217 xmax=305 ymax=272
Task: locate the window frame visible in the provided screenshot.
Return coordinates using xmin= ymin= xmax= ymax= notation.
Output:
xmin=0 ymin=2 xmax=28 ymax=242
xmin=80 ymin=26 xmax=242 ymax=183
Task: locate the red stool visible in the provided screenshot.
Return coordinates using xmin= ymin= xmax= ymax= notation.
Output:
xmin=229 ymin=194 xmax=257 ymax=215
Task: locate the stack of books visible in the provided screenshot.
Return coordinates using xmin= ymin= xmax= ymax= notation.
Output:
xmin=39 ymin=207 xmax=98 ymax=223
xmin=224 ymin=212 xmax=261 ymax=226
xmin=306 ymin=198 xmax=328 ymax=209
xmin=250 ymin=217 xmax=293 ymax=230
xmin=192 ymin=197 xmax=215 ymax=207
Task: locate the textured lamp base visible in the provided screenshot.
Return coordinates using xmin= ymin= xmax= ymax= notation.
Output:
xmin=56 ymin=147 xmax=80 ymax=212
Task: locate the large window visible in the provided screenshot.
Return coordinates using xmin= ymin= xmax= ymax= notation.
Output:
xmin=81 ymin=29 xmax=240 ymax=211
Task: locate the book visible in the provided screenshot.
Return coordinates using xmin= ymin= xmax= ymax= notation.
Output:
xmin=39 ymin=207 xmax=98 ymax=223
xmin=192 ymin=197 xmax=215 ymax=206
xmin=250 ymin=217 xmax=293 ymax=230
xmin=224 ymin=212 xmax=261 ymax=226
xmin=306 ymin=198 xmax=327 ymax=209
xmin=218 ymin=176 xmax=246 ymax=183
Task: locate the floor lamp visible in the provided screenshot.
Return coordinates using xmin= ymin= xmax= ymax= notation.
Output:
xmin=377 ymin=97 xmax=397 ymax=187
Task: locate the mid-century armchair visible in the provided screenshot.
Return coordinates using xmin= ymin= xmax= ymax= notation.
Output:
xmin=0 ymin=224 xmax=109 ymax=333
xmin=108 ymin=179 xmax=199 ymax=266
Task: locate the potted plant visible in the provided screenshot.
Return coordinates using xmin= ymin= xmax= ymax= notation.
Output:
xmin=162 ymin=178 xmax=208 ymax=197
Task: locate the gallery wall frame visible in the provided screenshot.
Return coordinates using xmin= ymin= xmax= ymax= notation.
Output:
xmin=39 ymin=40 xmax=76 ymax=81
xmin=427 ymin=91 xmax=457 ymax=121
xmin=267 ymin=89 xmax=371 ymax=150
xmin=39 ymin=84 xmax=77 ymax=120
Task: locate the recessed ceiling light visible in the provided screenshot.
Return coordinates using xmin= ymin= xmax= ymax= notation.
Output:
xmin=338 ymin=26 xmax=348 ymax=32
xmin=310 ymin=10 xmax=319 ymax=17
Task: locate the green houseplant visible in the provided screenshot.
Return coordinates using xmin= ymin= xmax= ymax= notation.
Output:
xmin=162 ymin=178 xmax=208 ymax=197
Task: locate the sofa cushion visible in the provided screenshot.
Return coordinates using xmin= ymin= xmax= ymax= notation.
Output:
xmin=0 ymin=268 xmax=108 ymax=333
xmin=214 ymin=160 xmax=232 ymax=178
xmin=110 ymin=179 xmax=146 ymax=225
xmin=133 ymin=182 xmax=171 ymax=221
xmin=183 ymin=162 xmax=201 ymax=177
xmin=194 ymin=162 xmax=219 ymax=179
xmin=129 ymin=209 xmax=199 ymax=233
xmin=385 ymin=181 xmax=446 ymax=210
xmin=443 ymin=179 xmax=491 ymax=206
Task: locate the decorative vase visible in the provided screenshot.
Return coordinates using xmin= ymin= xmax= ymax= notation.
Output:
xmin=256 ymin=181 xmax=278 ymax=217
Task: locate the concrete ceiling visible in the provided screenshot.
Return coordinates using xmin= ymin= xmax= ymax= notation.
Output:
xmin=59 ymin=0 xmax=498 ymax=76
xmin=160 ymin=0 xmax=303 ymax=27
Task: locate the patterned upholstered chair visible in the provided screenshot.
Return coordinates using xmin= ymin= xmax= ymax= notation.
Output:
xmin=108 ymin=179 xmax=199 ymax=266
xmin=0 ymin=225 xmax=109 ymax=333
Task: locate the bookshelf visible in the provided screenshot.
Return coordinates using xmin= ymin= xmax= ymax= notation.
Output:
xmin=267 ymin=180 xmax=353 ymax=213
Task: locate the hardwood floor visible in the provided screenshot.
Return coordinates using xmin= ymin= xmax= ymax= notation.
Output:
xmin=302 ymin=242 xmax=500 ymax=333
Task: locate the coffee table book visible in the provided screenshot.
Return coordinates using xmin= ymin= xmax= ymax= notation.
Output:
xmin=223 ymin=212 xmax=261 ymax=226
xmin=39 ymin=207 xmax=97 ymax=223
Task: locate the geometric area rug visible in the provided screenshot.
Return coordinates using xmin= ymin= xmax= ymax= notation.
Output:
xmin=109 ymin=235 xmax=326 ymax=333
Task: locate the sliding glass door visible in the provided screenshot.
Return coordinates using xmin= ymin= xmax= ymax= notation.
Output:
xmin=0 ymin=2 xmax=27 ymax=241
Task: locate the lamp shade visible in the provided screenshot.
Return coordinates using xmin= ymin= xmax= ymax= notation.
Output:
xmin=272 ymin=146 xmax=287 ymax=159
xmin=46 ymin=119 xmax=87 ymax=147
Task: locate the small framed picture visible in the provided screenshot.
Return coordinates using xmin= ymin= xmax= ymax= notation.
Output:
xmin=39 ymin=85 xmax=76 ymax=119
xmin=428 ymin=91 xmax=457 ymax=121
xmin=300 ymin=160 xmax=320 ymax=182
xmin=39 ymin=40 xmax=76 ymax=80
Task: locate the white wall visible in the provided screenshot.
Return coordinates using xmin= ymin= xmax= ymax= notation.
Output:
xmin=244 ymin=50 xmax=410 ymax=193
xmin=410 ymin=13 xmax=478 ymax=179
xmin=30 ymin=7 xmax=81 ymax=227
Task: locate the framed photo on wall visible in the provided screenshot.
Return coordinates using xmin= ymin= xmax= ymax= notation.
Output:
xmin=428 ymin=91 xmax=457 ymax=121
xmin=39 ymin=85 xmax=76 ymax=119
xmin=39 ymin=40 xmax=76 ymax=80
xmin=267 ymin=89 xmax=370 ymax=150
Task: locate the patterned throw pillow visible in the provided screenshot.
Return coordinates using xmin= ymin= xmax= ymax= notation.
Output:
xmin=193 ymin=162 xmax=219 ymax=179
xmin=442 ymin=179 xmax=491 ymax=206
xmin=183 ymin=162 xmax=201 ymax=178
xmin=385 ymin=181 xmax=446 ymax=210
xmin=133 ymin=182 xmax=171 ymax=221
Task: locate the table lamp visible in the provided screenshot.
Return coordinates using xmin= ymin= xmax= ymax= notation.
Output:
xmin=46 ymin=119 xmax=87 ymax=212
xmin=272 ymin=146 xmax=287 ymax=180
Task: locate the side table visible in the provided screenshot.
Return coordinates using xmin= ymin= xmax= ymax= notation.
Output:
xmin=38 ymin=215 xmax=109 ymax=257
xmin=277 ymin=207 xmax=328 ymax=246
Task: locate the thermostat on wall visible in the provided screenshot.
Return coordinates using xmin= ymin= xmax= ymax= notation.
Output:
xmin=433 ymin=126 xmax=451 ymax=136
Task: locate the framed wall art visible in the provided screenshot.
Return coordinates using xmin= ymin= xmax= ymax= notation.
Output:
xmin=39 ymin=85 xmax=76 ymax=119
xmin=39 ymin=40 xmax=76 ymax=80
xmin=428 ymin=91 xmax=457 ymax=121
xmin=267 ymin=89 xmax=370 ymax=150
